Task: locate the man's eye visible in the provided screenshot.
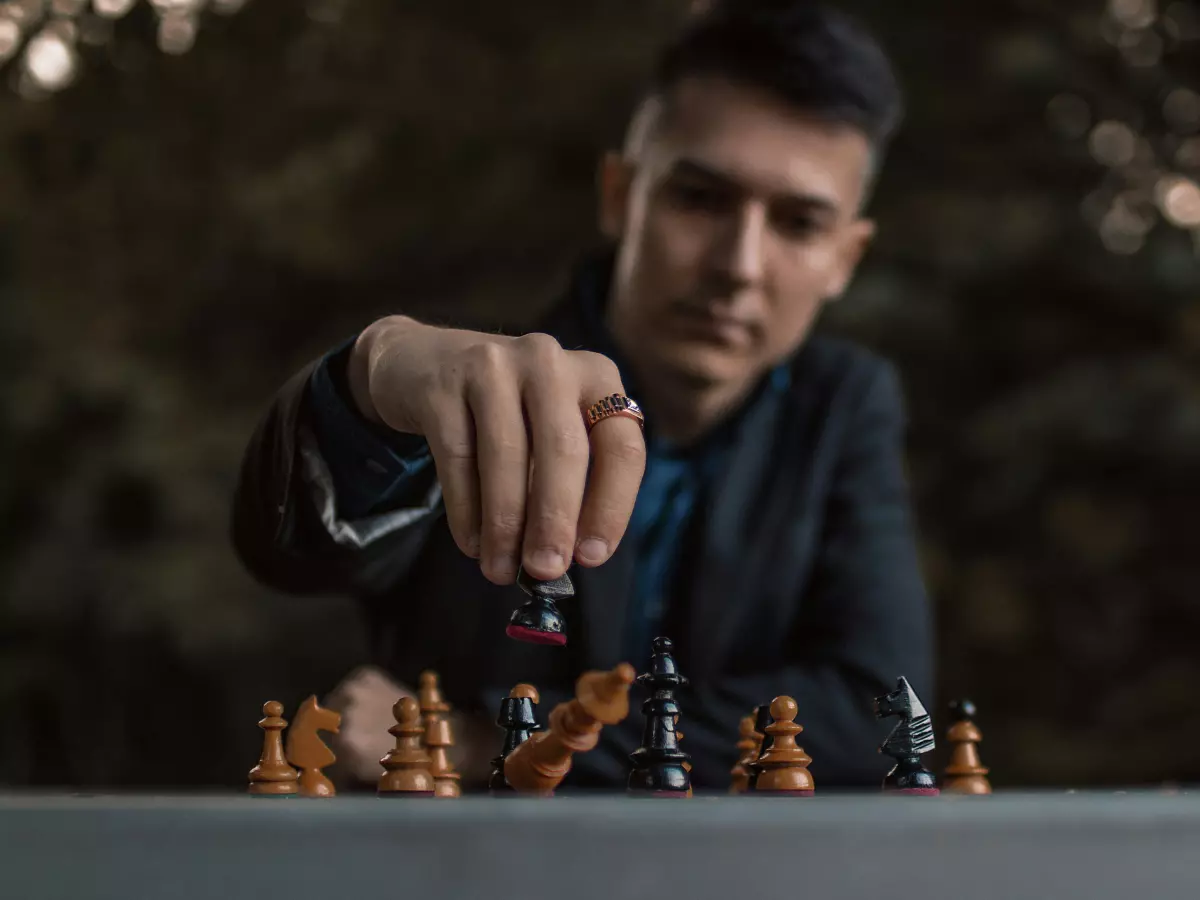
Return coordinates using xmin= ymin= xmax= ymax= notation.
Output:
xmin=775 ymin=214 xmax=820 ymax=239
xmin=668 ymin=182 xmax=730 ymax=213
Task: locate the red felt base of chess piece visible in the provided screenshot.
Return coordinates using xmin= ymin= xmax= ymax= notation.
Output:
xmin=505 ymin=624 xmax=568 ymax=646
xmin=890 ymin=787 xmax=941 ymax=796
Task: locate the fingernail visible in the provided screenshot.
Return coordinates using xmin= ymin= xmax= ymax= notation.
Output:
xmin=465 ymin=536 xmax=480 ymax=558
xmin=576 ymin=538 xmax=609 ymax=564
xmin=490 ymin=556 xmax=516 ymax=580
xmin=530 ymin=549 xmax=565 ymax=574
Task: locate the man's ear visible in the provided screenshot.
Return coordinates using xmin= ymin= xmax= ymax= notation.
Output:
xmin=597 ymin=151 xmax=635 ymax=240
xmin=823 ymin=217 xmax=876 ymax=301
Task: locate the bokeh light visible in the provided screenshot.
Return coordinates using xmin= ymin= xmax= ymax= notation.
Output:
xmin=92 ymin=0 xmax=137 ymax=17
xmin=22 ymin=26 xmax=76 ymax=91
xmin=0 ymin=0 xmax=253 ymax=92
xmin=1164 ymin=88 xmax=1200 ymax=134
xmin=1089 ymin=120 xmax=1139 ymax=167
xmin=1109 ymin=0 xmax=1157 ymax=30
xmin=1155 ymin=174 xmax=1200 ymax=227
xmin=1118 ymin=27 xmax=1164 ymax=66
xmin=0 ymin=17 xmax=21 ymax=62
xmin=1176 ymin=137 xmax=1200 ymax=168
xmin=156 ymin=9 xmax=195 ymax=54
xmin=1163 ymin=1 xmax=1200 ymax=40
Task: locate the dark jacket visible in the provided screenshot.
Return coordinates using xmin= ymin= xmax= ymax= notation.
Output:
xmin=231 ymin=266 xmax=933 ymax=791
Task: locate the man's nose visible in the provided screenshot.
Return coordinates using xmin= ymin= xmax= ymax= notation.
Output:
xmin=714 ymin=203 xmax=767 ymax=287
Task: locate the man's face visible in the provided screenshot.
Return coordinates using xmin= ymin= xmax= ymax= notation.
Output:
xmin=601 ymin=77 xmax=877 ymax=391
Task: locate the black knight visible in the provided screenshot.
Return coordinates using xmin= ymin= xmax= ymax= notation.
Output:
xmin=874 ymin=676 xmax=939 ymax=795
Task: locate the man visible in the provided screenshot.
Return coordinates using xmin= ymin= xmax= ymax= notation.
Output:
xmin=232 ymin=0 xmax=932 ymax=790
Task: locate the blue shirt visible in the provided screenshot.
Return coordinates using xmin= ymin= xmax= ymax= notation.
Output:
xmin=308 ymin=262 xmax=789 ymax=662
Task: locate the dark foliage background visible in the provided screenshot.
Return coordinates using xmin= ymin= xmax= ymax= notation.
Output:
xmin=1 ymin=0 xmax=1198 ymax=788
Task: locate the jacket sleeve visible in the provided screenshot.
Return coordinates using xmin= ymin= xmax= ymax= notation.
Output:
xmin=683 ymin=359 xmax=934 ymax=787
xmin=229 ymin=352 xmax=444 ymax=598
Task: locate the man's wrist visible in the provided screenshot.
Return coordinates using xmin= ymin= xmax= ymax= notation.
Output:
xmin=348 ymin=315 xmax=420 ymax=427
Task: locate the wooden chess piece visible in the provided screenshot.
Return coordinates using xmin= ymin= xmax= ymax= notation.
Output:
xmin=729 ymin=715 xmax=759 ymax=795
xmin=378 ymin=696 xmax=435 ymax=797
xmin=507 ymin=566 xmax=572 ymax=645
xmin=943 ymin=699 xmax=992 ymax=795
xmin=674 ymin=714 xmax=693 ymax=798
xmin=752 ymin=696 xmax=815 ymax=796
xmin=284 ymin=695 xmax=342 ymax=798
xmin=418 ymin=670 xmax=450 ymax=734
xmin=875 ymin=676 xmax=939 ymax=795
xmin=248 ymin=701 xmax=299 ymax=796
xmin=627 ymin=637 xmax=691 ymax=797
xmin=504 ymin=663 xmax=636 ymax=796
xmin=746 ymin=704 xmax=771 ymax=790
xmin=425 ymin=713 xmax=462 ymax=798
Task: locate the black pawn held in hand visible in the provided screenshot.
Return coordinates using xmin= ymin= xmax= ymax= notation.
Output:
xmin=489 ymin=683 xmax=542 ymax=794
xmin=627 ymin=637 xmax=692 ymax=798
xmin=874 ymin=676 xmax=939 ymax=796
xmin=507 ymin=566 xmax=572 ymax=646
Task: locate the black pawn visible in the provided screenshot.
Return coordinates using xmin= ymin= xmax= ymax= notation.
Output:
xmin=628 ymin=636 xmax=691 ymax=797
xmin=506 ymin=566 xmax=572 ymax=646
xmin=746 ymin=703 xmax=773 ymax=791
xmin=488 ymin=688 xmax=542 ymax=794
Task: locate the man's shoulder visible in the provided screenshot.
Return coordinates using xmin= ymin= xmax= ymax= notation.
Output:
xmin=787 ymin=334 xmax=899 ymax=409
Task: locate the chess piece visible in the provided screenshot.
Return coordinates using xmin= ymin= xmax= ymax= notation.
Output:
xmin=943 ymin=699 xmax=991 ymax=795
xmin=752 ymin=696 xmax=814 ymax=796
xmin=505 ymin=663 xmax=636 ymax=796
xmin=674 ymin=715 xmax=694 ymax=797
xmin=425 ymin=713 xmax=462 ymax=798
xmin=506 ymin=566 xmax=572 ymax=646
xmin=874 ymin=676 xmax=939 ymax=795
xmin=627 ymin=636 xmax=691 ymax=797
xmin=284 ymin=695 xmax=341 ymax=798
xmin=729 ymin=715 xmax=759 ymax=795
xmin=489 ymin=683 xmax=542 ymax=794
xmin=378 ymin=696 xmax=435 ymax=796
xmin=248 ymin=701 xmax=299 ymax=796
xmin=746 ymin=703 xmax=772 ymax=791
xmin=418 ymin=670 xmax=451 ymax=734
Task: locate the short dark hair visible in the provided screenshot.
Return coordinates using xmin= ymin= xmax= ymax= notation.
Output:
xmin=649 ymin=0 xmax=904 ymax=154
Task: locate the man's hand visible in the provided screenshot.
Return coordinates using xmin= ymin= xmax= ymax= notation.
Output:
xmin=324 ymin=666 xmax=499 ymax=787
xmin=347 ymin=316 xmax=647 ymax=585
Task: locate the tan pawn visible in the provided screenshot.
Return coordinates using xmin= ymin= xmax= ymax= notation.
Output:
xmin=729 ymin=715 xmax=758 ymax=794
xmin=504 ymin=663 xmax=636 ymax=796
xmin=753 ymin=696 xmax=814 ymax=796
xmin=418 ymin=670 xmax=450 ymax=735
xmin=248 ymin=701 xmax=299 ymax=796
xmin=378 ymin=696 xmax=435 ymax=796
xmin=943 ymin=699 xmax=991 ymax=795
xmin=425 ymin=713 xmax=462 ymax=798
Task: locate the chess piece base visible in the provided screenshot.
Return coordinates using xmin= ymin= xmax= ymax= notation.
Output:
xmin=884 ymin=755 xmax=938 ymax=793
xmin=298 ymin=769 xmax=336 ymax=798
xmin=754 ymin=789 xmax=815 ymax=797
xmin=944 ymin=775 xmax=992 ymax=795
xmin=507 ymin=596 xmax=567 ymax=645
